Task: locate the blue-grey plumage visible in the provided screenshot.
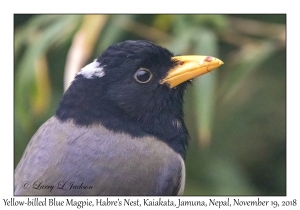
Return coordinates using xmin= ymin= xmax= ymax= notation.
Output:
xmin=14 ymin=117 xmax=185 ymax=195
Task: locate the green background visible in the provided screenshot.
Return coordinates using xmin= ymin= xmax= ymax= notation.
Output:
xmin=14 ymin=14 xmax=286 ymax=195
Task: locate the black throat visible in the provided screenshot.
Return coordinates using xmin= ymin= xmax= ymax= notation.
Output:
xmin=56 ymin=75 xmax=189 ymax=159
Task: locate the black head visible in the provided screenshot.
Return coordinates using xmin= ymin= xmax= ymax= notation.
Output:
xmin=56 ymin=40 xmax=188 ymax=157
xmin=56 ymin=40 xmax=224 ymax=157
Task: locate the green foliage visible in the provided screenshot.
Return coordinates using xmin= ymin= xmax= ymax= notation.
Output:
xmin=14 ymin=14 xmax=286 ymax=195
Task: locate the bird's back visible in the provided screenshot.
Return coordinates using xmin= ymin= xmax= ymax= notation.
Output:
xmin=14 ymin=117 xmax=185 ymax=195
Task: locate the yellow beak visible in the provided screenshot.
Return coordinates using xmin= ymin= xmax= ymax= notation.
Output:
xmin=160 ymin=55 xmax=224 ymax=88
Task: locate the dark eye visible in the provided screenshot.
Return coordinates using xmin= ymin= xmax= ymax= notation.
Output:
xmin=134 ymin=68 xmax=152 ymax=83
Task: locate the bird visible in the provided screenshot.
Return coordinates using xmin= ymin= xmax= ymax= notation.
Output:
xmin=14 ymin=40 xmax=223 ymax=196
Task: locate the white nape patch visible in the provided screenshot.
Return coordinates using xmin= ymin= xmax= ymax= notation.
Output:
xmin=78 ymin=60 xmax=105 ymax=79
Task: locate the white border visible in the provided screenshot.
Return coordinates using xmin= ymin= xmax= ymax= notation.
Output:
xmin=2 ymin=2 xmax=299 ymax=209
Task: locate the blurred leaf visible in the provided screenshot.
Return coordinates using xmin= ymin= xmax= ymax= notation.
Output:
xmin=190 ymin=14 xmax=229 ymax=31
xmin=15 ymin=15 xmax=80 ymax=131
xmin=96 ymin=15 xmax=132 ymax=53
xmin=114 ymin=15 xmax=172 ymax=43
xmin=192 ymin=28 xmax=219 ymax=148
xmin=64 ymin=15 xmax=108 ymax=90
xmin=15 ymin=15 xmax=80 ymax=57
xmin=31 ymin=54 xmax=51 ymax=115
xmin=219 ymin=40 xmax=281 ymax=105
xmin=152 ymin=15 xmax=175 ymax=32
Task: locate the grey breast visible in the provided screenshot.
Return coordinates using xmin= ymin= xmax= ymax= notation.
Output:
xmin=14 ymin=117 xmax=185 ymax=195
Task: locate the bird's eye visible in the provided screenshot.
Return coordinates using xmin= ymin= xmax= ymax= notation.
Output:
xmin=134 ymin=68 xmax=152 ymax=83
